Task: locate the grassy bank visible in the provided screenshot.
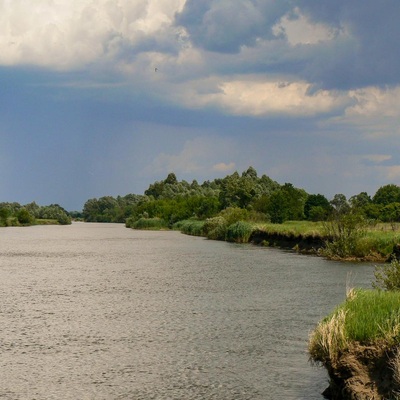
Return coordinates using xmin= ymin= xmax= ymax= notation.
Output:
xmin=309 ymin=289 xmax=400 ymax=399
xmin=127 ymin=217 xmax=400 ymax=261
xmin=0 ymin=217 xmax=66 ymax=227
xmin=309 ymin=289 xmax=400 ymax=364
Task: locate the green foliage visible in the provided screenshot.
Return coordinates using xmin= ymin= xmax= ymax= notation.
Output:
xmin=0 ymin=207 xmax=11 ymax=226
xmin=309 ymin=289 xmax=400 ymax=364
xmin=131 ymin=217 xmax=167 ymax=230
xmin=218 ymin=207 xmax=249 ymax=226
xmin=16 ymin=208 xmax=33 ymax=225
xmin=373 ymin=184 xmax=400 ymax=206
xmin=218 ymin=168 xmax=280 ymax=210
xmin=373 ymin=258 xmax=400 ymax=291
xmin=174 ymin=219 xmax=205 ymax=236
xmin=261 ymin=183 xmax=308 ymax=224
xmin=304 ymin=194 xmax=331 ymax=221
xmin=83 ymin=194 xmax=147 ymax=222
xmin=381 ymin=203 xmax=400 ymax=223
xmin=225 ymin=221 xmax=254 ymax=243
xmin=323 ymin=210 xmax=367 ymax=259
xmin=39 ymin=204 xmax=71 ymax=225
xmin=349 ymin=192 xmax=372 ymax=209
xmin=203 ymin=216 xmax=228 ymax=240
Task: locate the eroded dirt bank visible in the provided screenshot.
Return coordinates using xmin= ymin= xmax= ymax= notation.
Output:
xmin=320 ymin=343 xmax=399 ymax=399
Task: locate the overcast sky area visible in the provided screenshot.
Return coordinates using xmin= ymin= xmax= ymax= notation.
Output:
xmin=0 ymin=1 xmax=399 ymax=211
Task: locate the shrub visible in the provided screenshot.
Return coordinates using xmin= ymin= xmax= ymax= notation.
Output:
xmin=203 ymin=216 xmax=228 ymax=240
xmin=16 ymin=208 xmax=33 ymax=225
xmin=323 ymin=212 xmax=366 ymax=259
xmin=175 ymin=219 xmax=205 ymax=236
xmin=125 ymin=217 xmax=134 ymax=228
xmin=131 ymin=217 xmax=167 ymax=230
xmin=225 ymin=221 xmax=254 ymax=243
xmin=219 ymin=207 xmax=249 ymax=226
xmin=373 ymin=258 xmax=400 ymax=291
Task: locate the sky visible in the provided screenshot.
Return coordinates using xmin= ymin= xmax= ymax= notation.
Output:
xmin=0 ymin=0 xmax=399 ymax=211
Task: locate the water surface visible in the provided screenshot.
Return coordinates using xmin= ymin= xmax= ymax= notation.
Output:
xmin=0 ymin=223 xmax=375 ymax=399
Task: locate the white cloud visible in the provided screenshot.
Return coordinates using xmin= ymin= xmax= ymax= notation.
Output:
xmin=362 ymin=154 xmax=392 ymax=164
xmin=212 ymin=162 xmax=235 ymax=172
xmin=180 ymin=77 xmax=349 ymax=117
xmin=0 ymin=0 xmax=186 ymax=69
xmin=347 ymin=86 xmax=400 ymax=118
xmin=331 ymin=85 xmax=400 ymax=139
xmin=273 ymin=8 xmax=336 ymax=46
xmin=148 ymin=136 xmax=237 ymax=176
xmin=375 ymin=165 xmax=400 ymax=182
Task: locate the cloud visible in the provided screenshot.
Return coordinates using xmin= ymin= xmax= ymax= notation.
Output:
xmin=177 ymin=76 xmax=350 ymax=117
xmin=362 ymin=154 xmax=392 ymax=164
xmin=272 ymin=7 xmax=336 ymax=46
xmin=175 ymin=0 xmax=290 ymax=53
xmin=0 ymin=0 xmax=186 ymax=69
xmin=147 ymin=136 xmax=238 ymax=177
xmin=378 ymin=165 xmax=400 ymax=181
xmin=346 ymin=86 xmax=400 ymax=118
xmin=212 ymin=162 xmax=235 ymax=172
xmin=297 ymin=1 xmax=400 ymax=88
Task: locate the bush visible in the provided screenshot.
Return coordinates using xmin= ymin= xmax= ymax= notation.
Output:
xmin=323 ymin=212 xmax=366 ymax=259
xmin=225 ymin=221 xmax=254 ymax=243
xmin=373 ymin=258 xmax=400 ymax=291
xmin=219 ymin=207 xmax=249 ymax=226
xmin=203 ymin=216 xmax=228 ymax=240
xmin=174 ymin=219 xmax=205 ymax=236
xmin=16 ymin=209 xmax=33 ymax=225
xmin=131 ymin=217 xmax=167 ymax=230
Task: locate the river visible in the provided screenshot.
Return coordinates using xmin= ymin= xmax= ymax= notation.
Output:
xmin=0 ymin=222 xmax=375 ymax=399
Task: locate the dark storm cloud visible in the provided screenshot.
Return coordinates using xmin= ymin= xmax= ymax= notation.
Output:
xmin=176 ymin=0 xmax=400 ymax=89
xmin=298 ymin=0 xmax=400 ymax=89
xmin=175 ymin=0 xmax=291 ymax=53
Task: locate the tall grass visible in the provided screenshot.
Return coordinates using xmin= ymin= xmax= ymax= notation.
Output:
xmin=255 ymin=221 xmax=324 ymax=238
xmin=309 ymin=289 xmax=400 ymax=364
xmin=173 ymin=219 xmax=205 ymax=236
xmin=202 ymin=216 xmax=228 ymax=240
xmin=225 ymin=221 xmax=254 ymax=243
xmin=130 ymin=217 xmax=167 ymax=230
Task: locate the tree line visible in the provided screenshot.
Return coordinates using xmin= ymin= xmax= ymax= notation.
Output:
xmin=0 ymin=202 xmax=72 ymax=226
xmin=82 ymin=167 xmax=400 ymax=226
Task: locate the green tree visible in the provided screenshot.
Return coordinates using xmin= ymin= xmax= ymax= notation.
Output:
xmin=349 ymin=192 xmax=371 ymax=209
xmin=266 ymin=190 xmax=290 ymax=224
xmin=373 ymin=184 xmax=400 ymax=206
xmin=0 ymin=207 xmax=10 ymax=225
xmin=16 ymin=208 xmax=33 ymax=225
xmin=304 ymin=194 xmax=331 ymax=221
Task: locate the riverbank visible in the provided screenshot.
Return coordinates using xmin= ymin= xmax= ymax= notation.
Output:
xmin=172 ymin=219 xmax=400 ymax=262
xmin=308 ymin=289 xmax=400 ymax=399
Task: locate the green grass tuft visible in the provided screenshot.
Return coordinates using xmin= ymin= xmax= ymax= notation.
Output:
xmin=309 ymin=289 xmax=400 ymax=364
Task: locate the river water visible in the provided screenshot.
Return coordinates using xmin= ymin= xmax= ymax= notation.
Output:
xmin=0 ymin=222 xmax=375 ymax=399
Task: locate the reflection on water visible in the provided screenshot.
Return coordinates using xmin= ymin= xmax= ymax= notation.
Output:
xmin=0 ymin=223 xmax=375 ymax=399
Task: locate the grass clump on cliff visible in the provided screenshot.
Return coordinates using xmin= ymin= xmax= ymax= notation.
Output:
xmin=309 ymin=289 xmax=400 ymax=365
